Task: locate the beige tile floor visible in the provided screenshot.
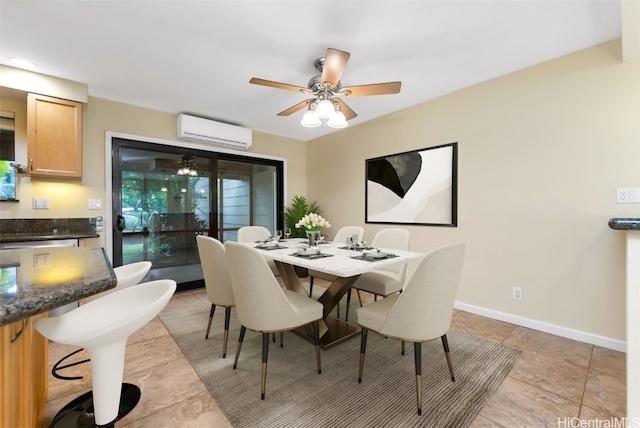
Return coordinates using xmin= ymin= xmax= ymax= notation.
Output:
xmin=41 ymin=280 xmax=626 ymax=428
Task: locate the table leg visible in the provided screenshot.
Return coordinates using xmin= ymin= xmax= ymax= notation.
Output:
xmin=274 ymin=261 xmax=361 ymax=349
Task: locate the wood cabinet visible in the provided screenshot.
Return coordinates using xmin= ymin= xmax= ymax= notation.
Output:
xmin=27 ymin=93 xmax=83 ymax=178
xmin=1 ymin=314 xmax=48 ymax=427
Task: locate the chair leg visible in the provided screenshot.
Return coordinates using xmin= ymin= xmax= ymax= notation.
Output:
xmin=358 ymin=328 xmax=368 ymax=383
xmin=309 ymin=276 xmax=314 ymax=297
xmin=222 ymin=307 xmax=231 ymax=358
xmin=280 ymin=331 xmax=284 ymax=348
xmin=272 ymin=332 xmax=275 ymax=343
xmin=233 ymin=326 xmax=246 ymax=369
xmin=414 ymin=342 xmax=422 ymax=416
xmin=346 ymin=291 xmax=351 ymax=322
xmin=205 ymin=304 xmax=216 ymax=339
xmin=261 ymin=333 xmax=270 ymax=400
xmin=356 ymin=289 xmax=363 ymax=307
xmin=401 ymin=340 xmax=405 ymax=355
xmin=336 ymin=298 xmax=340 ymax=319
xmin=441 ymin=334 xmax=455 ymax=381
xmin=313 ymin=320 xmax=321 ymax=374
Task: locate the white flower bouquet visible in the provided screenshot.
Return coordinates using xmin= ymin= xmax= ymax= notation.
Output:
xmin=295 ymin=213 xmax=331 ymax=232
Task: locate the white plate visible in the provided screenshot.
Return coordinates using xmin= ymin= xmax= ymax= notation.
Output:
xmin=363 ymin=250 xmax=386 ymax=259
xmin=297 ymin=248 xmax=320 ymax=255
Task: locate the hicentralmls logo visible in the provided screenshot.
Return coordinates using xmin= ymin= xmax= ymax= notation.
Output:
xmin=557 ymin=417 xmax=640 ymax=428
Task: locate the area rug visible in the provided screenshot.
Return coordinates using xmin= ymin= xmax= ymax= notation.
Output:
xmin=160 ymin=305 xmax=520 ymax=428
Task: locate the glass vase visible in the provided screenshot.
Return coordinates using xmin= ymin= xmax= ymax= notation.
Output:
xmin=306 ymin=230 xmax=320 ymax=248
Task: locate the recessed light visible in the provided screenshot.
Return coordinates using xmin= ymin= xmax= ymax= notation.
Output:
xmin=9 ymin=57 xmax=36 ymax=69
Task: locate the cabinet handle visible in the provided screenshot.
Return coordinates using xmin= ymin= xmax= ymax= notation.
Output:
xmin=11 ymin=318 xmax=28 ymax=344
xmin=30 ymin=158 xmax=33 ymax=171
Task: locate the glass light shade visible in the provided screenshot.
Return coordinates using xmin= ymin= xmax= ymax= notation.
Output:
xmin=316 ymin=99 xmax=335 ymax=119
xmin=189 ymin=169 xmax=198 ymax=176
xmin=301 ymin=109 xmax=321 ymax=127
xmin=327 ymin=111 xmax=348 ymax=128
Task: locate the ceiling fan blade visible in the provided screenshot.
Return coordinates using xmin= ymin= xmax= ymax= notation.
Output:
xmin=339 ymin=81 xmax=402 ymax=97
xmin=249 ymin=77 xmax=309 ymax=93
xmin=321 ymin=48 xmax=350 ymax=90
xmin=277 ymin=98 xmax=316 ymax=116
xmin=335 ymin=99 xmax=357 ymax=121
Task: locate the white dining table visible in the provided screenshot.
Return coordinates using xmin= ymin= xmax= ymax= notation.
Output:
xmin=248 ymin=238 xmax=425 ymax=349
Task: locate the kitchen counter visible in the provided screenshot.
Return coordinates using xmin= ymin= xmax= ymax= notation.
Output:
xmin=0 ymin=232 xmax=99 ymax=243
xmin=608 ymin=217 xmax=640 ymax=420
xmin=608 ymin=217 xmax=640 ymax=230
xmin=0 ymin=246 xmax=117 ymax=327
xmin=0 ymin=217 xmax=100 ymax=243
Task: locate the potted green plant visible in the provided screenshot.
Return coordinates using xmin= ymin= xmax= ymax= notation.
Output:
xmin=284 ymin=195 xmax=321 ymax=238
xmin=284 ymin=195 xmax=321 ymax=278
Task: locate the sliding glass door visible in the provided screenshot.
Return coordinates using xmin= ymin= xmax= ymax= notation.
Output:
xmin=111 ymin=137 xmax=283 ymax=291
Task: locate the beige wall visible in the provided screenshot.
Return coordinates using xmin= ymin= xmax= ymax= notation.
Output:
xmin=307 ymin=40 xmax=640 ymax=343
xmin=0 ymin=96 xmax=307 ymax=248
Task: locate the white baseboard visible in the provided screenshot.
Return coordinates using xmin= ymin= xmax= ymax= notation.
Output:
xmin=454 ymin=301 xmax=626 ymax=353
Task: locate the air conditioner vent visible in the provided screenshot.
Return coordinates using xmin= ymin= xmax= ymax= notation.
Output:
xmin=177 ymin=114 xmax=252 ymax=150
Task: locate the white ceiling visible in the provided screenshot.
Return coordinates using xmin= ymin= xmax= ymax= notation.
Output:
xmin=0 ymin=1 xmax=622 ymax=142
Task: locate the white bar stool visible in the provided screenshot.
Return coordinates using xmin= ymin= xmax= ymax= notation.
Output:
xmin=35 ymin=279 xmax=176 ymax=427
xmin=52 ymin=261 xmax=153 ymax=380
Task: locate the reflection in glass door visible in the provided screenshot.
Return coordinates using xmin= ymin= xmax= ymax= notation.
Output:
xmin=111 ymin=138 xmax=283 ymax=292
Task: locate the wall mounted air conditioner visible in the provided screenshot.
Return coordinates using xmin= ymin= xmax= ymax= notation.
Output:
xmin=177 ymin=114 xmax=252 ymax=150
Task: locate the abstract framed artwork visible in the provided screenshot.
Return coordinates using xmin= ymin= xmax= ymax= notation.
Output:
xmin=365 ymin=142 xmax=458 ymax=227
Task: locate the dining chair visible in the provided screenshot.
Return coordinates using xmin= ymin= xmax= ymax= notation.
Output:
xmin=224 ymin=241 xmax=323 ymax=400
xmin=347 ymin=228 xmax=410 ymax=321
xmin=51 ymin=261 xmax=153 ymax=380
xmin=357 ymin=243 xmax=465 ymax=416
xmin=307 ymin=225 xmax=364 ymax=317
xmin=237 ymin=225 xmax=280 ymax=276
xmin=196 ymin=235 xmax=236 ymax=358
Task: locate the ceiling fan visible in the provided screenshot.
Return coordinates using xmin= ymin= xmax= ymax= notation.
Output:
xmin=249 ymin=48 xmax=402 ymax=128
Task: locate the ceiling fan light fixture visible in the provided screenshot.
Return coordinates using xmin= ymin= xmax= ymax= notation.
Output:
xmin=301 ymin=102 xmax=321 ymax=127
xmin=327 ymin=110 xmax=347 ymax=128
xmin=316 ymin=98 xmax=334 ymax=119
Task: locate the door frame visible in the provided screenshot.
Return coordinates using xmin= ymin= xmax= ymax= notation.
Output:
xmin=104 ymin=131 xmax=288 ymax=264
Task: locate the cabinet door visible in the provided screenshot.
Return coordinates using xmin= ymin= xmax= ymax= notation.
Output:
xmin=27 ymin=93 xmax=83 ymax=178
xmin=1 ymin=319 xmax=27 ymax=428
xmin=0 ymin=315 xmax=48 ymax=427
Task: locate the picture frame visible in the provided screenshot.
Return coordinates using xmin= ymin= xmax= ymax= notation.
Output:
xmin=365 ymin=142 xmax=458 ymax=227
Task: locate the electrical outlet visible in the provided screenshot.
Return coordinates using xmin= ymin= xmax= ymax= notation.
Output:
xmin=33 ymin=197 xmax=49 ymax=209
xmin=512 ymin=287 xmax=522 ymax=300
xmin=617 ymin=187 xmax=640 ymax=203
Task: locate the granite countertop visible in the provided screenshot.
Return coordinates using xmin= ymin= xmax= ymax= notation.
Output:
xmin=0 ymin=232 xmax=99 ymax=243
xmin=608 ymin=218 xmax=640 ymax=230
xmin=0 ymin=217 xmax=100 ymax=243
xmin=0 ymin=247 xmax=117 ymax=327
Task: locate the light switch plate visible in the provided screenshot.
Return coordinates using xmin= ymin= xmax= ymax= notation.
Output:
xmin=89 ymin=199 xmax=102 ymax=210
xmin=33 ymin=197 xmax=49 ymax=209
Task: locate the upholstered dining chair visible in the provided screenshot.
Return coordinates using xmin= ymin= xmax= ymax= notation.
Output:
xmin=307 ymin=225 xmax=364 ymax=315
xmin=224 ymin=241 xmax=324 ymax=400
xmin=346 ymin=228 xmax=410 ymax=321
xmin=357 ymin=243 xmax=465 ymax=416
xmin=52 ymin=261 xmax=153 ymax=380
xmin=196 ymin=235 xmax=236 ymax=358
xmin=237 ymin=225 xmax=279 ymax=276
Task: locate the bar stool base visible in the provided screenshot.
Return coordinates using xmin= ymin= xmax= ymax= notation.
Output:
xmin=50 ymin=383 xmax=141 ymax=428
